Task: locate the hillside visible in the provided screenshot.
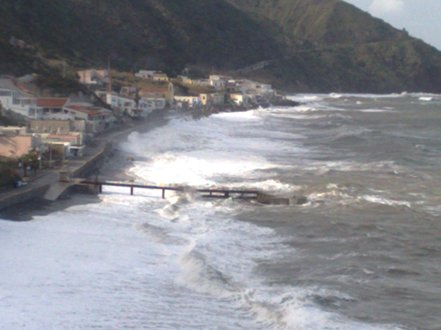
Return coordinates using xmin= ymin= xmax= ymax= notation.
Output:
xmin=0 ymin=0 xmax=279 ymax=73
xmin=227 ymin=0 xmax=441 ymax=92
xmin=1 ymin=0 xmax=441 ymax=93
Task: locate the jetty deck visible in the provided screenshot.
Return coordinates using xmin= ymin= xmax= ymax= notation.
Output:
xmin=79 ymin=179 xmax=261 ymax=200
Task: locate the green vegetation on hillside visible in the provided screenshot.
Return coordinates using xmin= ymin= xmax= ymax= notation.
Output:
xmin=1 ymin=0 xmax=441 ymax=92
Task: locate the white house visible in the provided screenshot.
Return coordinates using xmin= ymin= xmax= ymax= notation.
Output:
xmin=37 ymin=98 xmax=71 ymax=120
xmin=64 ymin=103 xmax=115 ymax=135
xmin=135 ymin=70 xmax=156 ymax=80
xmin=152 ymin=72 xmax=169 ymax=82
xmin=199 ymin=92 xmax=225 ymax=107
xmin=174 ymin=96 xmax=201 ymax=109
xmin=77 ymin=69 xmax=108 ymax=86
xmin=209 ymin=75 xmax=229 ymax=90
xmin=138 ymin=97 xmax=167 ymax=115
xmin=135 ymin=70 xmax=169 ymax=82
xmin=229 ymin=93 xmax=249 ymax=106
xmin=1 ymin=93 xmax=41 ymax=119
xmin=0 ymin=78 xmax=41 ymax=119
xmin=105 ymin=93 xmax=137 ymax=116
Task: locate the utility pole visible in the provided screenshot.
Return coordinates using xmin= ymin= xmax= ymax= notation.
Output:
xmin=107 ymin=56 xmax=112 ymax=93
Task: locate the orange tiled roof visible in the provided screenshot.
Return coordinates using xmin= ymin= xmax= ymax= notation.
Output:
xmin=37 ymin=98 xmax=68 ymax=108
xmin=67 ymin=104 xmax=112 ymax=117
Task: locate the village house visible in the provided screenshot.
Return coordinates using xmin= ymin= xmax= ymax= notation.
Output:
xmin=37 ymin=97 xmax=71 ymax=120
xmin=98 ymin=89 xmax=167 ymax=118
xmin=209 ymin=75 xmax=229 ymax=91
xmin=120 ymin=86 xmax=138 ymax=99
xmin=225 ymin=79 xmax=242 ymax=93
xmin=40 ymin=132 xmax=85 ymax=158
xmin=178 ymin=76 xmax=211 ymax=88
xmin=0 ymin=126 xmax=27 ymax=136
xmin=77 ymin=69 xmax=108 ymax=86
xmin=135 ymin=70 xmax=169 ymax=82
xmin=29 ymin=119 xmax=86 ymax=135
xmin=0 ymin=77 xmax=41 ymax=119
xmin=229 ymin=93 xmax=249 ymax=107
xmin=64 ymin=103 xmax=115 ymax=135
xmin=0 ymin=126 xmax=42 ymax=159
xmin=199 ymin=92 xmax=225 ymax=107
xmin=174 ymin=96 xmax=201 ymax=109
xmin=138 ymin=97 xmax=167 ymax=115
xmin=152 ymin=72 xmax=169 ymax=82
xmin=135 ymin=70 xmax=156 ymax=80
xmin=178 ymin=76 xmax=194 ymax=86
xmin=138 ymin=83 xmax=174 ymax=105
xmin=101 ymin=92 xmax=139 ymax=117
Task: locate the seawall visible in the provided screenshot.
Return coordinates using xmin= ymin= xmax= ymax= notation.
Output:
xmin=0 ymin=135 xmax=114 ymax=213
xmin=0 ymin=184 xmax=51 ymax=212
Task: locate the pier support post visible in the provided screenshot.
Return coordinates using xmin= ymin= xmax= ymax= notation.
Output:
xmin=162 ymin=189 xmax=165 ymax=199
xmin=130 ymin=186 xmax=134 ymax=195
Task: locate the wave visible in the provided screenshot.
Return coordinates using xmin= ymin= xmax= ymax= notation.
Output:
xmin=287 ymin=94 xmax=325 ymax=103
xmin=329 ymin=93 xmax=343 ymax=99
xmin=359 ymin=109 xmax=395 ymax=113
xmin=175 ymin=225 xmax=398 ymax=330
xmin=178 ymin=244 xmax=239 ymax=298
xmin=212 ymin=109 xmax=263 ymax=122
xmin=306 ymin=160 xmax=404 ymax=176
xmin=359 ymin=195 xmax=411 ymax=208
xmin=231 ymin=179 xmax=302 ymax=194
xmin=305 ymin=183 xmax=411 ymax=209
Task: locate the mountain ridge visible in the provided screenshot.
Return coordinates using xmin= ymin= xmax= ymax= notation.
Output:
xmin=1 ymin=0 xmax=440 ymax=93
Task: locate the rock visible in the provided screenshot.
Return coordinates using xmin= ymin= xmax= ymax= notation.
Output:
xmin=257 ymin=193 xmax=290 ymax=205
xmin=270 ymin=98 xmax=300 ymax=107
xmin=290 ymin=195 xmax=308 ymax=205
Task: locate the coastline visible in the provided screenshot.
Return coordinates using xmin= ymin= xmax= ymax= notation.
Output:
xmin=0 ymin=109 xmax=170 ymax=221
xmin=0 ymin=102 xmax=295 ymax=221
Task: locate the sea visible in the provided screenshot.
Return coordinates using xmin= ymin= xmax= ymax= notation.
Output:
xmin=1 ymin=93 xmax=440 ymax=330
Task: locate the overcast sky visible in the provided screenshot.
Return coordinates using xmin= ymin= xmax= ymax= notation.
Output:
xmin=343 ymin=0 xmax=441 ymax=50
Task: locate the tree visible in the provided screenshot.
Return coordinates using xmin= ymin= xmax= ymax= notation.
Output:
xmin=20 ymin=149 xmax=40 ymax=176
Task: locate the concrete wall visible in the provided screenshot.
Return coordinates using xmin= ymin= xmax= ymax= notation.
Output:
xmin=72 ymin=141 xmax=113 ymax=178
xmin=0 ymin=184 xmax=50 ymax=212
xmin=30 ymin=120 xmax=71 ymax=134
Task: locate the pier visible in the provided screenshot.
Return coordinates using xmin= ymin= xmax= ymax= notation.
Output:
xmin=79 ymin=179 xmax=261 ymax=201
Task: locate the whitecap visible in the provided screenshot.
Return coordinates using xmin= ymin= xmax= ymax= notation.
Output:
xmin=360 ymin=195 xmax=411 ymax=208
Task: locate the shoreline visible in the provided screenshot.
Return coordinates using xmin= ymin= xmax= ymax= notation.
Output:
xmin=0 ymin=102 xmax=296 ymax=221
xmin=0 ymin=109 xmax=171 ymax=221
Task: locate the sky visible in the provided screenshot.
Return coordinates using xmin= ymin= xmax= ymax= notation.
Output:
xmin=343 ymin=0 xmax=441 ymax=50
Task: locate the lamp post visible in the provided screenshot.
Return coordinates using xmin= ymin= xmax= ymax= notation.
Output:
xmin=49 ymin=143 xmax=52 ymax=168
xmin=18 ymin=160 xmax=23 ymax=177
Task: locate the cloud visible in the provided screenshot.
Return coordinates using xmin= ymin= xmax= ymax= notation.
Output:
xmin=369 ymin=0 xmax=404 ymax=16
